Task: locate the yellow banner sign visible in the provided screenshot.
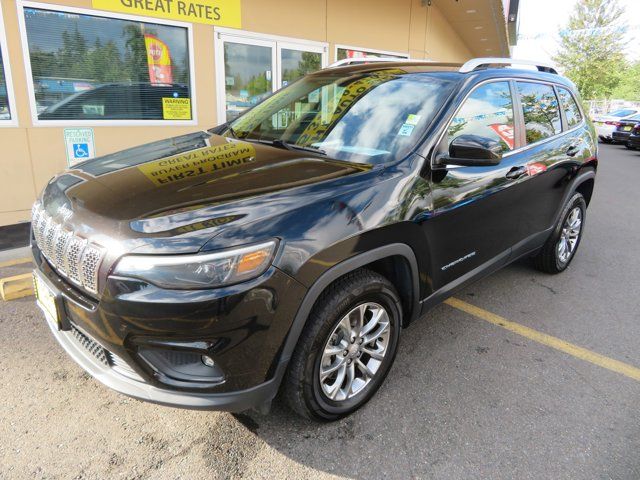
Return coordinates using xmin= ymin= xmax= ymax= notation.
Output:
xmin=138 ymin=141 xmax=255 ymax=186
xmin=92 ymin=0 xmax=242 ymax=28
xmin=162 ymin=97 xmax=191 ymax=119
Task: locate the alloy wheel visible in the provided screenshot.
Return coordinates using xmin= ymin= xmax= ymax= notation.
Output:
xmin=557 ymin=206 xmax=582 ymax=264
xmin=319 ymin=302 xmax=391 ymax=402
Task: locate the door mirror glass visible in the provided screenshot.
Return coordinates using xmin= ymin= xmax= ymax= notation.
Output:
xmin=439 ymin=134 xmax=503 ymax=167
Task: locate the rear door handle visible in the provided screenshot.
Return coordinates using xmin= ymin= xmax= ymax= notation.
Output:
xmin=506 ymin=166 xmax=528 ymax=179
xmin=566 ymin=145 xmax=580 ymax=157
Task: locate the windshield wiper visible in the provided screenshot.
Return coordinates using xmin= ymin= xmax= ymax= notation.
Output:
xmin=263 ymin=139 xmax=326 ymax=156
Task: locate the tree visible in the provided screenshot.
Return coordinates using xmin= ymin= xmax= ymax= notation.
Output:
xmin=553 ymin=0 xmax=627 ymax=100
xmin=611 ymin=61 xmax=640 ymax=101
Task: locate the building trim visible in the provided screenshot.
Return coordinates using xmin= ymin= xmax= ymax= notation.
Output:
xmin=16 ymin=0 xmax=198 ymax=127
xmin=0 ymin=2 xmax=19 ymax=128
xmin=333 ymin=43 xmax=410 ymax=63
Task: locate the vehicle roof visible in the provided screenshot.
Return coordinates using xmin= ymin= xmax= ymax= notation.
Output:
xmin=317 ymin=61 xmax=577 ymax=90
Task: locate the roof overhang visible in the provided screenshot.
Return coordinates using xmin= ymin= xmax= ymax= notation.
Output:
xmin=427 ymin=0 xmax=514 ymax=57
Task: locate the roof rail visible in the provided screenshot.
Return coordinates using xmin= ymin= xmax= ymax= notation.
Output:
xmin=459 ymin=58 xmax=558 ymax=74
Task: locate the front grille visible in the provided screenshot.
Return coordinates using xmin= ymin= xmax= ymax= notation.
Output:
xmin=70 ymin=324 xmax=109 ymax=367
xmin=31 ymin=202 xmax=104 ymax=294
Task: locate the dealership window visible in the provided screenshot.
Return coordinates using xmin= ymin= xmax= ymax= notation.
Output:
xmin=448 ymin=81 xmax=515 ymax=153
xmin=336 ymin=46 xmax=408 ymax=62
xmin=0 ymin=2 xmax=16 ymax=125
xmin=21 ymin=6 xmax=193 ymax=123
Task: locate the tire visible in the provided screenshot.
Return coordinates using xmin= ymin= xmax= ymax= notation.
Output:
xmin=625 ymin=143 xmax=636 ymax=150
xmin=533 ymin=192 xmax=586 ymax=274
xmin=284 ymin=269 xmax=402 ymax=421
xmin=600 ymin=137 xmax=612 ymax=144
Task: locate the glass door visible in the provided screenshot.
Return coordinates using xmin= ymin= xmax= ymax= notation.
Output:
xmin=218 ymin=36 xmax=276 ymax=122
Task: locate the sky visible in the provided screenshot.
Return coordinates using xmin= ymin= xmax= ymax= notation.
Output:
xmin=512 ymin=0 xmax=640 ymax=65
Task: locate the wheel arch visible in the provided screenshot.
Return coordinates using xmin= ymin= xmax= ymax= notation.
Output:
xmin=278 ymin=244 xmax=420 ymax=369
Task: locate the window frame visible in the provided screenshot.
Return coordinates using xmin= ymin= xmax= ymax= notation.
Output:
xmin=431 ymin=77 xmax=588 ymax=168
xmin=213 ymin=26 xmax=329 ymax=124
xmin=17 ymin=0 xmax=198 ymax=127
xmin=334 ymin=44 xmax=409 ymax=63
xmin=0 ymin=1 xmax=18 ymax=127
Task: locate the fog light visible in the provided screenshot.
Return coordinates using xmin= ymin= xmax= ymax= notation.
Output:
xmin=201 ymin=355 xmax=215 ymax=367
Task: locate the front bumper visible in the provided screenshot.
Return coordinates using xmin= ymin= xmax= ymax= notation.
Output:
xmin=33 ymin=246 xmax=307 ymax=411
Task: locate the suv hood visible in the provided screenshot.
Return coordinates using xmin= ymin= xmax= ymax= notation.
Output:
xmin=40 ymin=131 xmax=374 ymax=252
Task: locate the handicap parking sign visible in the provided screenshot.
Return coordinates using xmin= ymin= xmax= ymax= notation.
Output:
xmin=64 ymin=128 xmax=95 ymax=167
xmin=73 ymin=143 xmax=89 ymax=159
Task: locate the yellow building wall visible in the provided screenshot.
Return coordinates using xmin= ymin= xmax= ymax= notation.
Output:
xmin=0 ymin=0 xmax=474 ymax=227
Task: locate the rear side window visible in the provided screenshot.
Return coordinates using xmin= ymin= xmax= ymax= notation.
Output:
xmin=557 ymin=87 xmax=583 ymax=128
xmin=447 ymin=81 xmax=515 ymax=153
xmin=517 ymin=82 xmax=561 ymax=144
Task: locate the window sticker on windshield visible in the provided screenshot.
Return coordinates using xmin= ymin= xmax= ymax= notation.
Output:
xmin=405 ymin=114 xmax=422 ymax=125
xmin=398 ymin=123 xmax=415 ymax=136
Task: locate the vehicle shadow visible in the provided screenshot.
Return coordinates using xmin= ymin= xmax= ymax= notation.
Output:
xmin=225 ymin=260 xmax=552 ymax=479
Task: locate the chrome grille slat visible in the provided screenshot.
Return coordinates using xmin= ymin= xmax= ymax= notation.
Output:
xmin=65 ymin=236 xmax=87 ymax=285
xmin=30 ymin=202 xmax=105 ymax=296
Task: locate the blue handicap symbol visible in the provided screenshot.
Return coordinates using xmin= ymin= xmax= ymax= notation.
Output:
xmin=73 ymin=143 xmax=89 ymax=159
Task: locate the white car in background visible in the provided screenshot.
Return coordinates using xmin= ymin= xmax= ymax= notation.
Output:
xmin=592 ymin=108 xmax=640 ymax=143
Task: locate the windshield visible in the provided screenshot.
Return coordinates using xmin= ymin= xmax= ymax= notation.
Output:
xmin=609 ymin=109 xmax=637 ymax=117
xmin=224 ymin=69 xmax=457 ymax=164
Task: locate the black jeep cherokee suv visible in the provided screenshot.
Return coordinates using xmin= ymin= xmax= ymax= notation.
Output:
xmin=31 ymin=59 xmax=597 ymax=421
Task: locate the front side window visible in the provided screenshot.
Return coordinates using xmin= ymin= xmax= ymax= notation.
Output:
xmin=23 ymin=7 xmax=192 ymax=122
xmin=228 ymin=70 xmax=457 ymax=164
xmin=447 ymin=81 xmax=515 ymax=153
xmin=557 ymin=87 xmax=583 ymax=128
xmin=518 ymin=82 xmax=561 ymax=144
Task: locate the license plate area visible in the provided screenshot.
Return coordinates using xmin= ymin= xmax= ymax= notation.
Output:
xmin=33 ymin=270 xmax=68 ymax=331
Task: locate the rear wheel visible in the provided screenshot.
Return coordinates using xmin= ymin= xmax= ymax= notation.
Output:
xmin=533 ymin=192 xmax=586 ymax=274
xmin=625 ymin=143 xmax=636 ymax=150
xmin=284 ymin=269 xmax=401 ymax=421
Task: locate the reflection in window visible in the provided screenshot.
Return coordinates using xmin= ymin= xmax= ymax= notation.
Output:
xmin=229 ymin=71 xmax=456 ymax=164
xmin=557 ymin=87 xmax=583 ymax=128
xmin=281 ymin=49 xmax=321 ymax=85
xmin=23 ymin=7 xmax=192 ymax=121
xmin=337 ymin=48 xmax=406 ymax=61
xmin=223 ymin=42 xmax=273 ymax=122
xmin=447 ymin=81 xmax=515 ymax=153
xmin=517 ymin=82 xmax=561 ymax=144
xmin=0 ymin=48 xmax=10 ymax=121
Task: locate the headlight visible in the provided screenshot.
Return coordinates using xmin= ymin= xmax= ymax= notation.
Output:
xmin=113 ymin=241 xmax=277 ymax=289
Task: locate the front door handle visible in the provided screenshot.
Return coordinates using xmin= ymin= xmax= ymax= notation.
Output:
xmin=566 ymin=145 xmax=580 ymax=157
xmin=506 ymin=166 xmax=528 ymax=179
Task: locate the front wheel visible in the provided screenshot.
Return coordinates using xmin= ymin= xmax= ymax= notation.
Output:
xmin=284 ymin=269 xmax=401 ymax=421
xmin=533 ymin=192 xmax=586 ymax=274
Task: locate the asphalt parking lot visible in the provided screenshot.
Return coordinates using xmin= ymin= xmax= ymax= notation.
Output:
xmin=1 ymin=143 xmax=639 ymax=480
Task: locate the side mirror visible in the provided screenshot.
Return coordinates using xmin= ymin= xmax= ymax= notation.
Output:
xmin=435 ymin=134 xmax=503 ymax=167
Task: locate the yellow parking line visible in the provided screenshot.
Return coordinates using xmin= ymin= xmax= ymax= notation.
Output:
xmin=445 ymin=297 xmax=640 ymax=382
xmin=0 ymin=257 xmax=32 ymax=269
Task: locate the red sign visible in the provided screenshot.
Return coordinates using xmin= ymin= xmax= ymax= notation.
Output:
xmin=489 ymin=123 xmax=515 ymax=150
xmin=144 ymin=34 xmax=173 ymax=85
xmin=526 ymin=162 xmax=548 ymax=176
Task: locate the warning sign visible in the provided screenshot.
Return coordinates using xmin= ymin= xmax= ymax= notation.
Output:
xmin=138 ymin=141 xmax=256 ymax=186
xmin=162 ymin=98 xmax=192 ymax=120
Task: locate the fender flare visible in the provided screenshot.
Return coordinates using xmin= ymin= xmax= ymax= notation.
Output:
xmin=277 ymin=243 xmax=420 ymax=369
xmin=552 ymin=168 xmax=596 ymax=227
